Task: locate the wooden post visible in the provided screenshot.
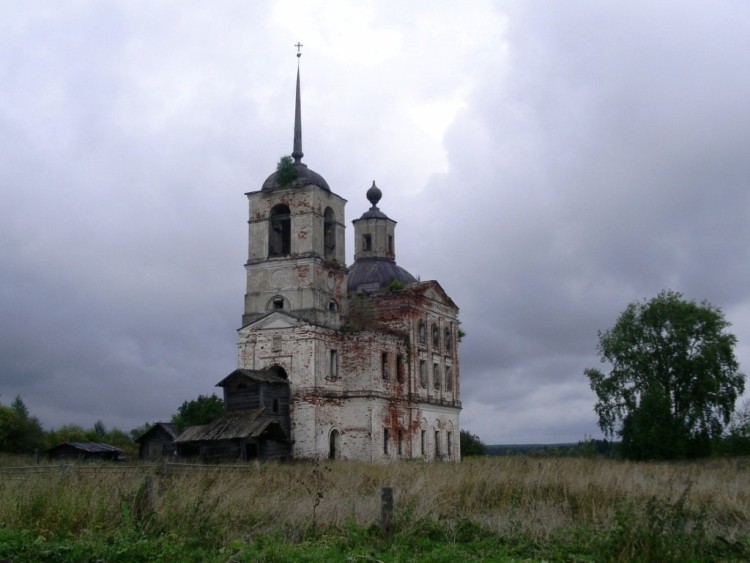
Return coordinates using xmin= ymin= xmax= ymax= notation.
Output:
xmin=145 ymin=476 xmax=155 ymax=513
xmin=381 ymin=486 xmax=394 ymax=537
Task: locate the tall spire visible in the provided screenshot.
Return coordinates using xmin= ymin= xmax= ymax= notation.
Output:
xmin=292 ymin=43 xmax=304 ymax=164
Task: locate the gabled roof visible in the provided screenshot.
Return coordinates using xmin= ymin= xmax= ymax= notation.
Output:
xmin=410 ymin=280 xmax=459 ymax=310
xmin=173 ymin=409 xmax=288 ymax=443
xmin=216 ymin=368 xmax=289 ymax=387
xmin=239 ymin=309 xmax=308 ymax=332
xmin=134 ymin=422 xmax=178 ymax=443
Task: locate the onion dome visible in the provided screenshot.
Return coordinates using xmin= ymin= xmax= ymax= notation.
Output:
xmin=348 ymin=259 xmax=418 ymax=293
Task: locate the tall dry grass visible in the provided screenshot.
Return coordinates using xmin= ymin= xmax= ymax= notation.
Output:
xmin=1 ymin=456 xmax=748 ymax=546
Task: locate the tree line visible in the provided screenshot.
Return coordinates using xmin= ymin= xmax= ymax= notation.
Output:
xmin=0 ymin=393 xmax=225 ymax=455
xmin=3 ymin=290 xmax=748 ymax=462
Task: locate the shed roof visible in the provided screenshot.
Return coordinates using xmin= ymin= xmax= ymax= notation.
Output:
xmin=173 ymin=409 xmax=287 ymax=443
xmin=134 ymin=422 xmax=178 ymax=443
xmin=46 ymin=442 xmax=124 ymax=454
xmin=216 ymin=368 xmax=289 ymax=387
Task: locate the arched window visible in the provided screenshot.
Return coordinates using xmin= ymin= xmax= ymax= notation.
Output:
xmin=267 ymin=295 xmax=288 ymax=311
xmin=329 ymin=350 xmax=338 ymax=379
xmin=446 ymin=366 xmax=453 ymax=391
xmin=268 ymin=204 xmax=291 ymax=257
xmin=323 ymin=207 xmax=336 ymax=260
xmin=418 ymin=321 xmax=426 ymax=345
xmin=445 ymin=326 xmax=452 ymax=353
xmin=329 ymin=429 xmax=341 ymax=460
xmin=432 ymin=324 xmax=440 ymax=350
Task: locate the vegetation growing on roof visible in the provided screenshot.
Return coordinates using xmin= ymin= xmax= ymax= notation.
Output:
xmin=387 ymin=278 xmax=406 ymax=292
xmin=276 ymin=155 xmax=297 ymax=187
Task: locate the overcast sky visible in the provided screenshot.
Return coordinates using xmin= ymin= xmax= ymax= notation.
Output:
xmin=2 ymin=1 xmax=749 ymax=444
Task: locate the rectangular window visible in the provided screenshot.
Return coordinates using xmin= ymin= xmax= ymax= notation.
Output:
xmin=381 ymin=352 xmax=389 ymax=379
xmin=363 ymin=233 xmax=372 ymax=251
xmin=433 ymin=364 xmax=440 ymax=389
xmin=383 ymin=428 xmax=390 ymax=455
xmin=446 ymin=366 xmax=453 ymax=391
xmin=419 ymin=360 xmax=427 ymax=387
xmin=447 ymin=431 xmax=452 ymax=456
xmin=272 ymin=334 xmax=282 ymax=352
xmin=435 ymin=431 xmax=441 ymax=457
xmin=421 ymin=430 xmax=426 ymax=456
xmin=387 ymin=235 xmax=393 ymax=254
xmin=329 ymin=350 xmax=338 ymax=379
xmin=397 ymin=430 xmax=403 ymax=455
xmin=396 ymin=354 xmax=404 ymax=383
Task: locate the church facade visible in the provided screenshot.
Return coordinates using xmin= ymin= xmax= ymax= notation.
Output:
xmin=233 ymin=63 xmax=461 ymax=462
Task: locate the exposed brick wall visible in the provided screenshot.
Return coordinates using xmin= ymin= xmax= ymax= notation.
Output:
xmin=238 ymin=181 xmax=462 ymax=462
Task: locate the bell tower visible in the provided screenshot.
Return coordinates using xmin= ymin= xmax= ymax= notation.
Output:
xmin=242 ymin=52 xmax=348 ymax=327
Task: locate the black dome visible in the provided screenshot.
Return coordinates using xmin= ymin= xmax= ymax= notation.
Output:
xmin=348 ymin=258 xmax=417 ymax=293
xmin=262 ymin=162 xmax=330 ymax=191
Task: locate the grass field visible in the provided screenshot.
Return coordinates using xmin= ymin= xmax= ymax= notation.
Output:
xmin=1 ymin=455 xmax=748 ymax=561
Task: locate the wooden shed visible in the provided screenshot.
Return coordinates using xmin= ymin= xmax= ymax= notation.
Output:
xmin=173 ymin=369 xmax=291 ymax=461
xmin=46 ymin=442 xmax=124 ymax=461
xmin=134 ymin=422 xmax=178 ymax=459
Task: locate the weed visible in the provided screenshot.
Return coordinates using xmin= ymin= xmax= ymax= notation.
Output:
xmin=298 ymin=460 xmax=333 ymax=536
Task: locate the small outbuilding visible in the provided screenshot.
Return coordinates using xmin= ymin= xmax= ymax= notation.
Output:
xmin=173 ymin=368 xmax=291 ymax=461
xmin=46 ymin=442 xmax=124 ymax=461
xmin=134 ymin=422 xmax=178 ymax=459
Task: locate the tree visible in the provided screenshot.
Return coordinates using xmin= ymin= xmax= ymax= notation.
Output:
xmin=0 ymin=395 xmax=46 ymax=453
xmin=724 ymin=399 xmax=750 ymax=456
xmin=585 ymin=290 xmax=745 ymax=459
xmin=460 ymin=429 xmax=487 ymax=457
xmin=47 ymin=424 xmax=89 ymax=447
xmin=171 ymin=394 xmax=224 ymax=433
xmin=93 ymin=419 xmax=107 ymax=439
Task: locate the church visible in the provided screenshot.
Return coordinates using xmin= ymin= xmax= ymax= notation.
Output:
xmin=175 ymin=57 xmax=461 ymax=462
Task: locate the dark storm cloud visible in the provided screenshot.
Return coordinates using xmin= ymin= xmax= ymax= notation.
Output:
xmin=1 ymin=1 xmax=748 ymax=443
xmin=411 ymin=1 xmax=750 ymax=441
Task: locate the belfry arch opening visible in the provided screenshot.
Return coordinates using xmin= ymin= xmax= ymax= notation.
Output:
xmin=323 ymin=207 xmax=336 ymax=260
xmin=268 ymin=204 xmax=291 ymax=257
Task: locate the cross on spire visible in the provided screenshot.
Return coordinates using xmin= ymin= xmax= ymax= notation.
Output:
xmin=295 ymin=42 xmax=303 ymax=58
